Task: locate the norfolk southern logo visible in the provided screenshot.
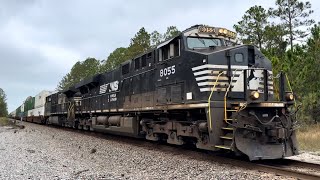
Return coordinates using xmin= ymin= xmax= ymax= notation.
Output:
xmin=99 ymin=81 xmax=119 ymax=94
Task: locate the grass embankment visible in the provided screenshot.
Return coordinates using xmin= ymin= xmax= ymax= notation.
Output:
xmin=0 ymin=117 xmax=9 ymax=126
xmin=297 ymin=124 xmax=320 ymax=152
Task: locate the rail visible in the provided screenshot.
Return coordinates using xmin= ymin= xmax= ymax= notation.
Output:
xmin=256 ymin=159 xmax=320 ymax=180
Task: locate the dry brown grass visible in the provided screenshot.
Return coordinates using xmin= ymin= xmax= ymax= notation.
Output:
xmin=0 ymin=117 xmax=24 ymax=129
xmin=0 ymin=117 xmax=9 ymax=126
xmin=297 ymin=124 xmax=320 ymax=152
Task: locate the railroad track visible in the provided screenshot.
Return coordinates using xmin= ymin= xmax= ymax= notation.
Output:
xmin=17 ymin=120 xmax=320 ymax=179
xmin=257 ymin=159 xmax=320 ymax=180
xmin=216 ymin=157 xmax=320 ymax=180
xmin=282 ymin=159 xmax=320 ymax=171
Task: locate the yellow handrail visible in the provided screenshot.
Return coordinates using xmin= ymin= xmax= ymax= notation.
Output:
xmin=223 ymin=69 xmax=241 ymax=123
xmin=285 ymin=74 xmax=297 ymax=107
xmin=208 ymin=71 xmax=224 ymax=130
xmin=67 ymin=102 xmax=75 ymax=120
xmin=274 ymin=82 xmax=280 ymax=101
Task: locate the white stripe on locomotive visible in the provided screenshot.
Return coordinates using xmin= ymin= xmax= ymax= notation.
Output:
xmin=192 ymin=64 xmax=275 ymax=93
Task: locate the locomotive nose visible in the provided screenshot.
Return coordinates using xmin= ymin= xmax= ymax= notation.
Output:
xmin=206 ymin=45 xmax=257 ymax=68
xmin=204 ymin=45 xmax=274 ymax=101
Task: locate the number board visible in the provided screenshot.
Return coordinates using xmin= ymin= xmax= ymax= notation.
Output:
xmin=198 ymin=26 xmax=215 ymax=34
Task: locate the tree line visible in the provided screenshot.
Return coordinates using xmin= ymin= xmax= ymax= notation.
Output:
xmin=0 ymin=88 xmax=8 ymax=117
xmin=57 ymin=26 xmax=180 ymax=90
xmin=234 ymin=0 xmax=319 ymax=123
xmin=57 ymin=0 xmax=319 ymax=124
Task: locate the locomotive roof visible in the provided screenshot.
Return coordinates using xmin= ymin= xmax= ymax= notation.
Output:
xmin=74 ymin=74 xmax=100 ymax=89
xmin=71 ymin=25 xmax=239 ymax=94
xmin=61 ymin=86 xmax=78 ymax=97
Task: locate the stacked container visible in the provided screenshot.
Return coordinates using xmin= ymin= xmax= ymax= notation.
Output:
xmin=35 ymin=90 xmax=51 ymax=108
xmin=32 ymin=107 xmax=44 ymax=116
xmin=32 ymin=90 xmax=52 ymax=123
xmin=24 ymin=96 xmax=35 ymax=111
xmin=9 ymin=110 xmax=16 ymax=118
xmin=24 ymin=96 xmax=35 ymax=121
xmin=28 ymin=109 xmax=33 ymax=117
xmin=20 ymin=103 xmax=25 ymax=115
xmin=16 ymin=105 xmax=22 ymax=119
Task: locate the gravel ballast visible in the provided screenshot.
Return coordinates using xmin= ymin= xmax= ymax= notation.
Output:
xmin=0 ymin=122 xmax=291 ymax=179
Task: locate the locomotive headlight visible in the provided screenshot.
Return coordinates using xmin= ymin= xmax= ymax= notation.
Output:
xmin=223 ymin=29 xmax=228 ymax=34
xmin=250 ymin=91 xmax=260 ymax=100
xmin=285 ymin=93 xmax=294 ymax=101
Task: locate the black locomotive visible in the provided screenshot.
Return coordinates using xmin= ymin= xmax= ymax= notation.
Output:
xmin=40 ymin=25 xmax=298 ymax=160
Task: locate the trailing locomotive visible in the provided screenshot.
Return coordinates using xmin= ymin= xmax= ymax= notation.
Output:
xmin=11 ymin=25 xmax=298 ymax=160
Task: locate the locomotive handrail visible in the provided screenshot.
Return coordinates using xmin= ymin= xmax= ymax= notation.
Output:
xmin=67 ymin=102 xmax=75 ymax=120
xmin=223 ymin=67 xmax=274 ymax=123
xmin=285 ymin=74 xmax=297 ymax=107
xmin=224 ymin=69 xmax=243 ymax=123
xmin=208 ymin=71 xmax=224 ymax=130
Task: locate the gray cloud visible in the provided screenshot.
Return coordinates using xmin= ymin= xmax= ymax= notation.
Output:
xmin=0 ymin=0 xmax=319 ymax=112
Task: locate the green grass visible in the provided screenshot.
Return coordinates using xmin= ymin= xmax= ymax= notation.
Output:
xmin=297 ymin=124 xmax=320 ymax=152
xmin=0 ymin=117 xmax=9 ymax=126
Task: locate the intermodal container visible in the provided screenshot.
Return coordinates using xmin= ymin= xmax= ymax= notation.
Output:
xmin=32 ymin=106 xmax=45 ymax=116
xmin=21 ymin=102 xmax=25 ymax=112
xmin=35 ymin=90 xmax=52 ymax=108
xmin=24 ymin=96 xmax=35 ymax=113
xmin=16 ymin=106 xmax=21 ymax=117
xmin=27 ymin=109 xmax=33 ymax=117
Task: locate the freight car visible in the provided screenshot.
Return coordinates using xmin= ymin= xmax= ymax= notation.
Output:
xmin=24 ymin=96 xmax=35 ymax=122
xmin=11 ymin=25 xmax=299 ymax=160
xmin=8 ymin=110 xmax=16 ymax=119
xmin=30 ymin=90 xmax=53 ymax=123
xmin=14 ymin=105 xmax=21 ymax=120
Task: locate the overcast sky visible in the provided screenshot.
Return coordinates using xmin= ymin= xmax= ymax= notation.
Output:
xmin=1 ymin=0 xmax=319 ymax=112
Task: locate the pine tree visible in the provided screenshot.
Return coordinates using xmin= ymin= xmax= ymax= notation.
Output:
xmin=100 ymin=47 xmax=129 ymax=72
xmin=163 ymin=26 xmax=180 ymax=40
xmin=270 ymin=0 xmax=314 ymax=50
xmin=57 ymin=58 xmax=101 ymax=90
xmin=127 ymin=27 xmax=151 ymax=58
xmin=234 ymin=5 xmax=269 ymax=49
xmin=0 ymin=88 xmax=8 ymax=117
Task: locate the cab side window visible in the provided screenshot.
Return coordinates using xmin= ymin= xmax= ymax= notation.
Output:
xmin=142 ymin=54 xmax=147 ymax=67
xmin=122 ymin=63 xmax=130 ymax=75
xmin=158 ymin=38 xmax=180 ymax=61
xmin=134 ymin=58 xmax=140 ymax=70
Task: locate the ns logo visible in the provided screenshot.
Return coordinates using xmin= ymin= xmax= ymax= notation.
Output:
xmin=109 ymin=81 xmax=119 ymax=92
xmin=99 ymin=80 xmax=119 ymax=94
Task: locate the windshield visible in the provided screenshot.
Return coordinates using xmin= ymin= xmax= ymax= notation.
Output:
xmin=187 ymin=37 xmax=223 ymax=49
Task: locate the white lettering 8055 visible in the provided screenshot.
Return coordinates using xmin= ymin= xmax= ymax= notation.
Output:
xmin=160 ymin=65 xmax=176 ymax=77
